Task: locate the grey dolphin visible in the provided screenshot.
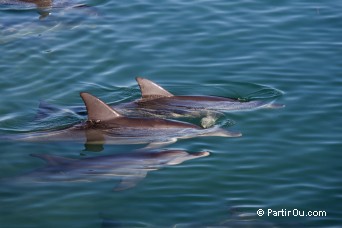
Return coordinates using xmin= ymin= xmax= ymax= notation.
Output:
xmin=115 ymin=77 xmax=284 ymax=119
xmin=100 ymin=206 xmax=282 ymax=227
xmin=0 ymin=0 xmax=91 ymax=19
xmin=34 ymin=78 xmax=283 ymax=128
xmin=6 ymin=150 xmax=210 ymax=191
xmin=1 ymin=92 xmax=240 ymax=149
xmin=0 ymin=0 xmax=54 ymax=9
xmin=0 ymin=0 xmax=97 ymax=44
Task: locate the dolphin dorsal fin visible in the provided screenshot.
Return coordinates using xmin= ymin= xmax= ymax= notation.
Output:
xmin=136 ymin=77 xmax=173 ymax=100
xmin=80 ymin=92 xmax=121 ymax=121
xmin=30 ymin=154 xmax=75 ymax=166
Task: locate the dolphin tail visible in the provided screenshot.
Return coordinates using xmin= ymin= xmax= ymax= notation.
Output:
xmin=35 ymin=101 xmax=61 ymax=120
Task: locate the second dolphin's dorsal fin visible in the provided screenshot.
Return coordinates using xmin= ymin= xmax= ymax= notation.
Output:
xmin=30 ymin=154 xmax=75 ymax=166
xmin=80 ymin=92 xmax=121 ymax=121
xmin=136 ymin=77 xmax=173 ymax=100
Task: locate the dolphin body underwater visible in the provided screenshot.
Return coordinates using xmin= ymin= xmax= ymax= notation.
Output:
xmin=0 ymin=0 xmax=90 ymax=19
xmin=115 ymin=77 xmax=284 ymax=118
xmin=3 ymin=150 xmax=210 ymax=191
xmin=0 ymin=0 xmax=97 ymax=43
xmin=1 ymin=93 xmax=240 ymax=149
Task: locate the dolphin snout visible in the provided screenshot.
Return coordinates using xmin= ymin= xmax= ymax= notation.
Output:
xmin=191 ymin=151 xmax=210 ymax=157
xmin=211 ymin=129 xmax=242 ymax=137
xmin=226 ymin=131 xmax=242 ymax=137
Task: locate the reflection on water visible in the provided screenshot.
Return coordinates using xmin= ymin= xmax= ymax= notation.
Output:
xmin=0 ymin=0 xmax=93 ymax=19
xmin=0 ymin=0 xmax=98 ymax=43
xmin=100 ymin=206 xmax=286 ymax=228
xmin=2 ymin=149 xmax=210 ymax=191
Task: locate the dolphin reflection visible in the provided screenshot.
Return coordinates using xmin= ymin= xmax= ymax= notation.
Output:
xmin=6 ymin=150 xmax=210 ymax=191
xmin=0 ymin=0 xmax=92 ymax=19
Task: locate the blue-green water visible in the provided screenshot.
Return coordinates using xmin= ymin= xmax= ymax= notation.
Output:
xmin=0 ymin=1 xmax=341 ymax=227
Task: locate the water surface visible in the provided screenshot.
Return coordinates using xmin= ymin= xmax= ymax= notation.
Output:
xmin=0 ymin=1 xmax=341 ymax=227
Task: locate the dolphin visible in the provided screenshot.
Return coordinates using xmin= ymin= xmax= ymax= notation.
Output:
xmin=100 ymin=206 xmax=282 ymax=227
xmin=0 ymin=0 xmax=92 ymax=19
xmin=34 ymin=78 xmax=283 ymax=128
xmin=4 ymin=150 xmax=210 ymax=191
xmin=114 ymin=77 xmax=284 ymax=120
xmin=1 ymin=92 xmax=240 ymax=149
xmin=0 ymin=0 xmax=97 ymax=44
